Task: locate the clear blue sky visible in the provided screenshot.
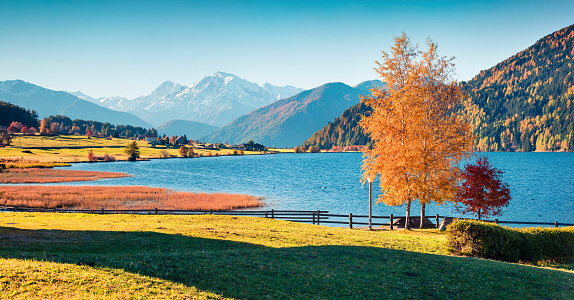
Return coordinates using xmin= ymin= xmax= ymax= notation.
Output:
xmin=0 ymin=0 xmax=572 ymax=98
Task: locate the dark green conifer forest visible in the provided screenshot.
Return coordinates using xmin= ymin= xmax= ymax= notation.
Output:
xmin=0 ymin=101 xmax=39 ymax=128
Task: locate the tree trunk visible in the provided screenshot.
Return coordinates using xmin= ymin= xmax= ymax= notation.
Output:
xmin=420 ymin=202 xmax=426 ymax=229
xmin=405 ymin=201 xmax=411 ymax=229
xmin=478 ymin=208 xmax=481 ymax=221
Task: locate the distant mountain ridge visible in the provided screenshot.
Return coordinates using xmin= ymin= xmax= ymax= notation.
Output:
xmin=201 ymin=81 xmax=381 ymax=147
xmin=76 ymin=72 xmax=303 ymax=127
xmin=156 ymin=119 xmax=219 ymax=140
xmin=300 ymin=80 xmax=384 ymax=149
xmin=0 ymin=80 xmax=152 ymax=128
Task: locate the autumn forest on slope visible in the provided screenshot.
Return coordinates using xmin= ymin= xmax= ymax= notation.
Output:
xmin=303 ymin=23 xmax=574 ymax=152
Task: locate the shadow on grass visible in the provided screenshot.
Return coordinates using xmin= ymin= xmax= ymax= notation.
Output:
xmin=1 ymin=226 xmax=574 ymax=299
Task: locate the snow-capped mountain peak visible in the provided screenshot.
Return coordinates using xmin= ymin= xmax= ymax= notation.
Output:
xmin=75 ymin=72 xmax=303 ymax=127
xmin=150 ymin=81 xmax=184 ymax=99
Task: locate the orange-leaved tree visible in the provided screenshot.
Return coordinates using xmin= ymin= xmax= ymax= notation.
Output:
xmin=39 ymin=119 xmax=49 ymax=135
xmin=179 ymin=145 xmax=190 ymax=157
xmin=359 ymin=33 xmax=474 ymax=229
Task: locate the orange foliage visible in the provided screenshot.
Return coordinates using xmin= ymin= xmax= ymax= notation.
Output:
xmin=0 ymin=185 xmax=263 ymax=211
xmin=359 ymin=33 xmax=474 ymax=227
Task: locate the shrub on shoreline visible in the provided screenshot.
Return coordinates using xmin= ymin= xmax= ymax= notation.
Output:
xmin=158 ymin=149 xmax=169 ymax=159
xmin=447 ymin=219 xmax=574 ymax=263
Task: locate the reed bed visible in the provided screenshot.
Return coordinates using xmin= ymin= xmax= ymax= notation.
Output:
xmin=0 ymin=185 xmax=263 ymax=210
xmin=0 ymin=158 xmax=70 ymax=169
xmin=0 ymin=168 xmax=128 ymax=183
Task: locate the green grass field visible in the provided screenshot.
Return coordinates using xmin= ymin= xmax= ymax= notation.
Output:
xmin=1 ymin=213 xmax=573 ymax=299
xmin=0 ymin=134 xmax=260 ymax=163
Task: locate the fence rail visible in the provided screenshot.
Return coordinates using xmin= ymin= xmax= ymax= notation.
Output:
xmin=2 ymin=206 xmax=573 ymax=229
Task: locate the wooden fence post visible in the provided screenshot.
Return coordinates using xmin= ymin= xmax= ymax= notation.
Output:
xmin=155 ymin=207 xmax=158 ymax=215
xmin=436 ymin=214 xmax=439 ymax=229
xmin=312 ymin=212 xmax=316 ymax=225
xmin=349 ymin=213 xmax=353 ymax=229
xmin=390 ymin=214 xmax=394 ymax=230
xmin=317 ymin=210 xmax=320 ymax=225
xmin=495 ymin=219 xmax=499 ymax=225
xmin=555 ymin=221 xmax=559 ymax=228
xmin=101 ymin=208 xmax=104 ymax=214
xmin=271 ymin=209 xmax=274 ymax=219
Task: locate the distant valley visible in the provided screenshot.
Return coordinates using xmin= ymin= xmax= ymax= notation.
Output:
xmin=155 ymin=120 xmax=219 ymax=140
xmin=201 ymin=81 xmax=382 ymax=147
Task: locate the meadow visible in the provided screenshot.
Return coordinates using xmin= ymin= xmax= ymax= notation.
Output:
xmin=0 ymin=134 xmax=263 ymax=163
xmin=1 ymin=213 xmax=573 ymax=299
xmin=0 ymin=186 xmax=263 ymax=211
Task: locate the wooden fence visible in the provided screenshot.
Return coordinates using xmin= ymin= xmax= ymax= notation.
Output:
xmin=2 ymin=207 xmax=573 ymax=229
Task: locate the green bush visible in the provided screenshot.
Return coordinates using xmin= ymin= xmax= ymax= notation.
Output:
xmin=517 ymin=227 xmax=574 ymax=262
xmin=446 ymin=219 xmax=574 ymax=263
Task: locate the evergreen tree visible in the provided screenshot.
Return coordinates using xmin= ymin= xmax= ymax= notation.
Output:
xmin=124 ymin=141 xmax=140 ymax=161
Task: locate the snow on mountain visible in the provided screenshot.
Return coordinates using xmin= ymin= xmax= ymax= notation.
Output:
xmin=68 ymin=91 xmax=95 ymax=102
xmin=76 ymin=72 xmax=303 ymax=127
xmin=96 ymin=96 xmax=134 ymax=112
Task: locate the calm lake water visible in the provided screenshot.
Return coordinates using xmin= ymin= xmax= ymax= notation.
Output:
xmin=61 ymin=152 xmax=574 ymax=224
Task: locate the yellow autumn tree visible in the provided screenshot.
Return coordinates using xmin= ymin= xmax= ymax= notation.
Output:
xmin=360 ymin=33 xmax=474 ymax=229
xmin=39 ymin=119 xmax=49 ymax=135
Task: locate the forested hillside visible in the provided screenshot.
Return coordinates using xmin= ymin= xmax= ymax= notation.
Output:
xmin=44 ymin=115 xmax=155 ymax=138
xmin=462 ymin=23 xmax=574 ymax=151
xmin=0 ymin=101 xmax=39 ymax=128
xmin=301 ymin=102 xmax=370 ymax=149
xmin=303 ymin=23 xmax=574 ymax=152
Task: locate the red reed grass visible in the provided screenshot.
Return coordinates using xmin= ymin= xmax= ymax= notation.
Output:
xmin=0 ymin=185 xmax=263 ymax=211
xmin=0 ymin=168 xmax=128 ymax=183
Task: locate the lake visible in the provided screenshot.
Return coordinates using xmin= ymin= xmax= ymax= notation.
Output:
xmin=61 ymin=152 xmax=574 ymax=225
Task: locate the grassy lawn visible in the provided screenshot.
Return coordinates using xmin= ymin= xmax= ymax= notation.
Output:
xmin=268 ymin=147 xmax=295 ymax=153
xmin=0 ymin=134 xmax=261 ymax=163
xmin=1 ymin=213 xmax=573 ymax=299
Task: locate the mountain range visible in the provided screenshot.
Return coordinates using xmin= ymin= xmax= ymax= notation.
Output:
xmin=74 ymin=72 xmax=303 ymax=127
xmin=201 ymin=81 xmax=382 ymax=147
xmin=7 ymin=22 xmax=570 ymax=151
xmin=0 ymin=80 xmax=152 ymax=128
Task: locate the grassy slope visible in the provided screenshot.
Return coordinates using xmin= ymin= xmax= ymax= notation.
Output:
xmin=1 ymin=213 xmax=573 ymax=299
xmin=0 ymin=134 xmax=258 ymax=163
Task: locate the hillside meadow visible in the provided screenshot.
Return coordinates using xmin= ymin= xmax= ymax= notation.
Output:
xmin=1 ymin=213 xmax=574 ymax=299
